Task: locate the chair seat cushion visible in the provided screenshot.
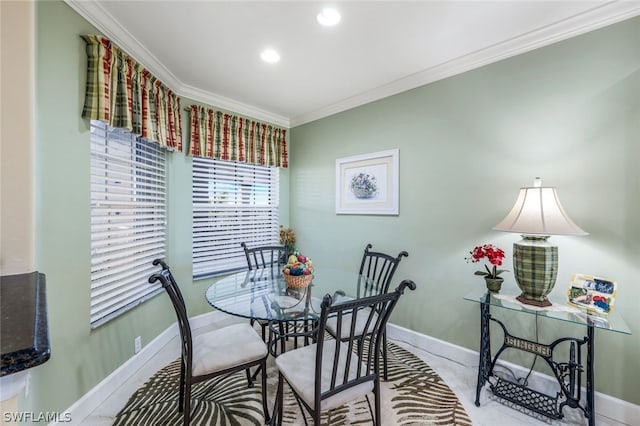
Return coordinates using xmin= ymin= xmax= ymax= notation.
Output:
xmin=325 ymin=309 xmax=378 ymax=340
xmin=275 ymin=340 xmax=374 ymax=412
xmin=192 ymin=323 xmax=267 ymax=377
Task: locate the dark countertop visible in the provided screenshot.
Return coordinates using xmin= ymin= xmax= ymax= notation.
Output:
xmin=1 ymin=272 xmax=50 ymax=376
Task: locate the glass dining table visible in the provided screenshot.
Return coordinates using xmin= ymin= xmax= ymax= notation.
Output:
xmin=205 ymin=266 xmax=372 ymax=354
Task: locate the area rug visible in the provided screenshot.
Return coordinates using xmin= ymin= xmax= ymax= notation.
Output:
xmin=114 ymin=341 xmax=472 ymax=425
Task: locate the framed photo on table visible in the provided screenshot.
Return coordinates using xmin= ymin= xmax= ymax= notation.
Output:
xmin=335 ymin=149 xmax=399 ymax=215
xmin=567 ymin=273 xmax=617 ymax=314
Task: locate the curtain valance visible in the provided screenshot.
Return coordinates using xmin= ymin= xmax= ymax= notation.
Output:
xmin=81 ymin=35 xmax=182 ymax=151
xmin=188 ymin=105 xmax=288 ymax=168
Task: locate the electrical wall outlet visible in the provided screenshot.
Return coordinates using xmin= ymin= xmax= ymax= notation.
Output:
xmin=134 ymin=336 xmax=142 ymax=354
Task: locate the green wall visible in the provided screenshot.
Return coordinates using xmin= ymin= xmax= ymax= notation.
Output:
xmin=291 ymin=17 xmax=640 ymax=404
xmin=30 ymin=1 xmax=289 ymax=415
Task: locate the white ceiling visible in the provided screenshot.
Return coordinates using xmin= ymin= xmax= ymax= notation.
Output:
xmin=67 ymin=1 xmax=640 ymax=128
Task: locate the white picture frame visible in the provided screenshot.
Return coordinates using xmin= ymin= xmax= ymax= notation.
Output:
xmin=335 ymin=149 xmax=399 ymax=215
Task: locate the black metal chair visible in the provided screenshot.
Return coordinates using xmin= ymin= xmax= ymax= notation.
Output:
xmin=149 ymin=259 xmax=269 ymax=425
xmin=241 ymin=242 xmax=287 ymax=270
xmin=358 ymin=243 xmax=409 ymax=296
xmin=241 ymin=242 xmax=287 ymax=342
xmin=326 ymin=244 xmax=408 ymax=380
xmin=271 ymin=280 xmax=417 ymax=426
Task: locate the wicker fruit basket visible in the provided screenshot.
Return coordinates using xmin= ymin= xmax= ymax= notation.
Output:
xmin=284 ymin=273 xmax=313 ymax=289
xmin=283 ymin=250 xmax=314 ymax=288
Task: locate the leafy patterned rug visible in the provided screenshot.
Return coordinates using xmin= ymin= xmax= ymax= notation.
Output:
xmin=114 ymin=341 xmax=472 ymax=425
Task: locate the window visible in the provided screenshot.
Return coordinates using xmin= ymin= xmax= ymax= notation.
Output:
xmin=90 ymin=120 xmax=167 ymax=328
xmin=192 ymin=157 xmax=279 ymax=277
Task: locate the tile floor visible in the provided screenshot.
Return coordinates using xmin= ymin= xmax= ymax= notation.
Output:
xmin=83 ymin=316 xmax=624 ymax=425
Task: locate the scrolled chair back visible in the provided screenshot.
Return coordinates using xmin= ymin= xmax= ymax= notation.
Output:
xmin=148 ymin=265 xmax=193 ymax=370
xmin=359 ymin=243 xmax=409 ymax=296
xmin=241 ymin=242 xmax=286 ymax=270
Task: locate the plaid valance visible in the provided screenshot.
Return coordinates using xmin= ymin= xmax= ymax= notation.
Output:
xmin=188 ymin=105 xmax=288 ymax=168
xmin=81 ymin=35 xmax=182 ymax=151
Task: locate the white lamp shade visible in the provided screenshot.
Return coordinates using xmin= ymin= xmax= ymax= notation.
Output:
xmin=493 ymin=186 xmax=588 ymax=236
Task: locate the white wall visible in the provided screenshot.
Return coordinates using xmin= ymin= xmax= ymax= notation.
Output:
xmin=1 ymin=0 xmax=35 ymax=275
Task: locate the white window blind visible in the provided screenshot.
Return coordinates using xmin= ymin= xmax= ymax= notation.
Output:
xmin=90 ymin=120 xmax=167 ymax=328
xmin=193 ymin=157 xmax=279 ymax=278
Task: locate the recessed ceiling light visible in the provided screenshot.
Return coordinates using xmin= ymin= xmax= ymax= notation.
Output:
xmin=317 ymin=8 xmax=341 ymax=27
xmin=260 ymin=49 xmax=280 ymax=64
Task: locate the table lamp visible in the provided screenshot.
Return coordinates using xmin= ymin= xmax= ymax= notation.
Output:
xmin=493 ymin=178 xmax=588 ymax=306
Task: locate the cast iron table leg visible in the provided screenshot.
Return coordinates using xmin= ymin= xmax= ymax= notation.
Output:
xmin=587 ymin=325 xmax=594 ymax=426
xmin=475 ymin=294 xmax=491 ymax=406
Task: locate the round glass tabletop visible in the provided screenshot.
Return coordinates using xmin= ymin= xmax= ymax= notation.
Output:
xmin=205 ymin=266 xmax=372 ymax=322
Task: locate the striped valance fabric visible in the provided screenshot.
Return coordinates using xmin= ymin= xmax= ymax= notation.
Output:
xmin=81 ymin=35 xmax=182 ymax=151
xmin=188 ymin=105 xmax=288 ymax=168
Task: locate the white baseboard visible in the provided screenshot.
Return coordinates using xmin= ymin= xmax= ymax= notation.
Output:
xmin=386 ymin=322 xmax=640 ymax=425
xmin=53 ymin=322 xmax=177 ymax=426
xmin=56 ymin=314 xmax=637 ymax=426
xmin=55 ymin=311 xmax=226 ymax=426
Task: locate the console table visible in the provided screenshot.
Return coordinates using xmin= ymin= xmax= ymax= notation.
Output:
xmin=464 ymin=287 xmax=630 ymax=426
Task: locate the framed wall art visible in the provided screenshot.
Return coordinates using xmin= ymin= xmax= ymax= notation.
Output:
xmin=335 ymin=149 xmax=399 ymax=215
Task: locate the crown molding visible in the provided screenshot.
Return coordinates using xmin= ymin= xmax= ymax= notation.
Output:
xmin=289 ymin=1 xmax=640 ymax=127
xmin=66 ymin=0 xmax=182 ymax=90
xmin=179 ymin=84 xmax=290 ymax=128
xmin=66 ymin=0 xmax=640 ymax=130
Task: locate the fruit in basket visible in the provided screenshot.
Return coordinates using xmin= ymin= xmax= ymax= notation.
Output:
xmin=284 ymin=250 xmax=314 ymax=276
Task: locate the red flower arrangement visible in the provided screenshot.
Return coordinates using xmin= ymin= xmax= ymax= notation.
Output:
xmin=466 ymin=244 xmax=507 ymax=279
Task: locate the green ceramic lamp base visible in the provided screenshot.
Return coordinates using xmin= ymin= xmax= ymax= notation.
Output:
xmin=513 ymin=235 xmax=558 ymax=307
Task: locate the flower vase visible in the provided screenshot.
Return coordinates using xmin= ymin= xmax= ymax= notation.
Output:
xmin=484 ymin=277 xmax=503 ymax=293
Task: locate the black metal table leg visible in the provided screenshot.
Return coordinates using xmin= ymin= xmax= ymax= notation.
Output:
xmin=586 ymin=325 xmax=595 ymax=426
xmin=475 ymin=293 xmax=491 ymax=406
